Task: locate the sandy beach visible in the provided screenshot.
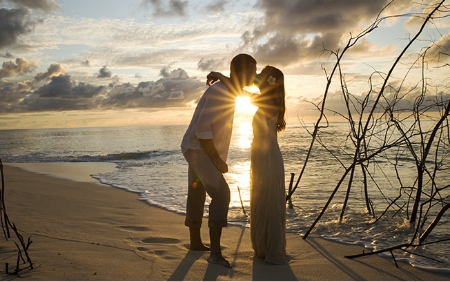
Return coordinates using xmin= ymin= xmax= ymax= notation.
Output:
xmin=1 ymin=164 xmax=450 ymax=281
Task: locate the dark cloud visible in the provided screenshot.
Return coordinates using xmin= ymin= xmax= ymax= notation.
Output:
xmin=19 ymin=95 xmax=93 ymax=111
xmin=246 ymin=0 xmax=411 ymax=66
xmin=253 ymin=33 xmax=304 ymax=66
xmin=0 ymin=80 xmax=28 ymax=103
xmin=0 ymin=62 xmax=66 ymax=103
xmin=14 ymin=74 xmax=106 ymax=112
xmin=34 ymin=63 xmax=65 ymax=81
xmin=0 ymin=1 xmax=58 ymax=50
xmin=31 ymin=75 xmax=71 ymax=98
xmin=168 ymin=0 xmax=188 ymax=16
xmin=159 ymin=67 xmax=189 ymax=79
xmin=34 ymin=74 xmax=105 ymax=99
xmin=1 ymin=52 xmax=14 ymax=58
xmin=141 ymin=0 xmax=188 ymax=17
xmin=197 ymin=57 xmax=225 ymax=72
xmin=254 ymin=0 xmax=397 ymax=36
xmin=101 ymin=82 xmax=143 ymax=107
xmin=0 ymin=8 xmax=36 ymax=49
xmin=167 ymin=90 xmax=185 ymax=100
xmin=6 ymin=0 xmax=60 ymax=12
xmin=97 ymin=66 xmax=112 ymax=78
xmin=103 ymin=67 xmax=203 ymax=108
xmin=0 ymin=67 xmax=205 ymax=112
xmin=204 ymin=0 xmax=228 ymax=14
xmin=81 ymin=60 xmax=90 ymax=67
xmin=0 ymin=57 xmax=37 ymax=78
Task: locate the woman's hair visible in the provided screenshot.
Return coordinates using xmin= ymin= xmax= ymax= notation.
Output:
xmin=261 ymin=65 xmax=286 ymax=132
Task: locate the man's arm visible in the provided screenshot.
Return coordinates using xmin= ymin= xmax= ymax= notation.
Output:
xmin=199 ymin=139 xmax=228 ymax=173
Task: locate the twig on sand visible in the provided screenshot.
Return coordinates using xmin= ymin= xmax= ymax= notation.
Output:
xmin=237 ymin=186 xmax=246 ymax=215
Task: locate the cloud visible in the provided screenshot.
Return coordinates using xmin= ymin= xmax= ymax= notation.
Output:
xmin=97 ymin=66 xmax=112 ymax=78
xmin=6 ymin=0 xmax=60 ymax=12
xmin=0 ymin=80 xmax=28 ymax=103
xmin=252 ymin=33 xmax=305 ymax=66
xmin=425 ymin=33 xmax=450 ymax=66
xmin=297 ymin=80 xmax=450 ymax=121
xmin=159 ymin=67 xmax=189 ymax=79
xmin=0 ymin=1 xmax=61 ymax=50
xmin=0 ymin=57 xmax=37 ymax=78
xmin=167 ymin=90 xmax=185 ymax=100
xmin=0 ymin=67 xmax=205 ymax=113
xmin=34 ymin=63 xmax=65 ymax=81
xmin=0 ymin=52 xmax=14 ymax=58
xmin=103 ymin=67 xmax=204 ymax=108
xmin=33 ymin=74 xmax=105 ymax=98
xmin=245 ymin=0 xmax=413 ymax=65
xmin=204 ymin=0 xmax=228 ymax=14
xmin=12 ymin=74 xmax=106 ymax=112
xmin=197 ymin=57 xmax=226 ymax=72
xmin=0 ymin=8 xmax=36 ymax=49
xmin=81 ymin=60 xmax=90 ymax=67
xmin=105 ymin=67 xmax=204 ymax=108
xmin=140 ymin=0 xmax=188 ymax=17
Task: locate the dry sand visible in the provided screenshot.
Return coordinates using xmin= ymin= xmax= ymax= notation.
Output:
xmin=1 ymin=164 xmax=450 ymax=281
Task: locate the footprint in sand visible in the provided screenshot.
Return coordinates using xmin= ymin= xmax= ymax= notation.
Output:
xmin=141 ymin=237 xmax=180 ymax=244
xmin=124 ymin=236 xmax=183 ymax=261
xmin=118 ymin=225 xmax=151 ymax=232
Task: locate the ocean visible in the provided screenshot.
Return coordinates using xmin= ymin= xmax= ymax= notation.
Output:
xmin=1 ymin=120 xmax=449 ymax=272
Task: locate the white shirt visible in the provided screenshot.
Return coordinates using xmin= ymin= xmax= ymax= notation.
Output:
xmin=181 ymin=82 xmax=236 ymax=162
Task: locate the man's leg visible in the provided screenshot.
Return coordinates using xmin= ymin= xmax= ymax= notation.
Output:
xmin=189 ymin=227 xmax=209 ymax=251
xmin=185 ymin=155 xmax=209 ymax=250
xmin=185 ymin=150 xmax=231 ymax=267
xmin=207 ymin=227 xmax=231 ymax=268
xmin=207 ymin=174 xmax=231 ymax=267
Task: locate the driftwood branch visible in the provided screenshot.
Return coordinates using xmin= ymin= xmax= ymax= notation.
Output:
xmin=345 ymin=238 xmax=450 ymax=267
xmin=0 ymin=159 xmax=10 ymax=239
xmin=345 ymin=243 xmax=410 ymax=259
xmin=419 ymin=202 xmax=450 ymax=243
xmin=0 ymin=158 xmax=34 ymax=274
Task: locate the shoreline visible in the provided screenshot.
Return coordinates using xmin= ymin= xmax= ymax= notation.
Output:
xmin=6 ymin=162 xmax=119 ymax=184
xmin=1 ymin=163 xmax=450 ymax=280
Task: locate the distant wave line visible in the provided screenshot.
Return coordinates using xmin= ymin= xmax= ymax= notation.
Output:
xmin=1 ymin=149 xmax=181 ymax=163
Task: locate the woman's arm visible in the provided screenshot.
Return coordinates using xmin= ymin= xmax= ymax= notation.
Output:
xmin=206 ymin=71 xmax=231 ymax=87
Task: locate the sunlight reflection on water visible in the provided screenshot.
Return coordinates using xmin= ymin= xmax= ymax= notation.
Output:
xmin=236 ymin=121 xmax=253 ymax=149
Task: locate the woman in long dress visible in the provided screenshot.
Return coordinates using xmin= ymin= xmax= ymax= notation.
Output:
xmin=207 ymin=65 xmax=287 ymax=264
xmin=250 ymin=66 xmax=286 ymax=264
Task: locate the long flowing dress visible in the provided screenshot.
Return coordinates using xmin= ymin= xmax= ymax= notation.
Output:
xmin=250 ymin=109 xmax=286 ymax=264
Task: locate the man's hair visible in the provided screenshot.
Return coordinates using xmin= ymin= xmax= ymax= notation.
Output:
xmin=230 ymin=54 xmax=256 ymax=77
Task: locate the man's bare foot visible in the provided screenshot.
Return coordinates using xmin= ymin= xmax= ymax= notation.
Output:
xmin=190 ymin=244 xmax=210 ymax=251
xmin=207 ymin=254 xmax=231 ymax=268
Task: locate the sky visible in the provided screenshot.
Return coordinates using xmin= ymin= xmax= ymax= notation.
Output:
xmin=0 ymin=0 xmax=449 ymax=129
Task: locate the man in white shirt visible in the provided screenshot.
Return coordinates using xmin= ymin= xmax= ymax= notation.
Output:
xmin=181 ymin=54 xmax=257 ymax=268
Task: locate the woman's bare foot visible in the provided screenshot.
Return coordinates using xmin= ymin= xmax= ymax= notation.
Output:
xmin=207 ymin=254 xmax=231 ymax=268
xmin=189 ymin=244 xmax=210 ymax=251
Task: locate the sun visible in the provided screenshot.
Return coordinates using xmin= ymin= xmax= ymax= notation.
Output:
xmin=235 ymin=96 xmax=257 ymax=115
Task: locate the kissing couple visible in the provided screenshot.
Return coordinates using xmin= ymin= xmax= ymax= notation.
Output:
xmin=181 ymin=53 xmax=287 ymax=267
